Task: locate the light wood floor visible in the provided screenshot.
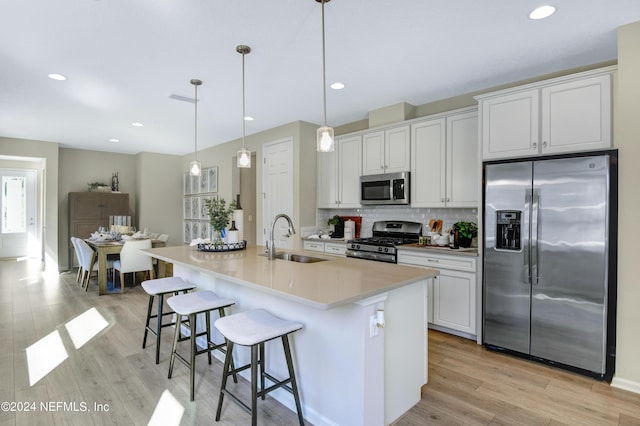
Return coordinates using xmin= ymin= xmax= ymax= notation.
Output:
xmin=1 ymin=259 xmax=639 ymax=426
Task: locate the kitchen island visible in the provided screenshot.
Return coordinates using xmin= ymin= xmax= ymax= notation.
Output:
xmin=143 ymin=245 xmax=437 ymax=426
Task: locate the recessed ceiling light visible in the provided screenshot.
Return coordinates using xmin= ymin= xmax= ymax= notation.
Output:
xmin=244 ymin=116 xmax=254 ymax=121
xmin=109 ymin=138 xmax=119 ymax=142
xmin=330 ymin=82 xmax=345 ymax=90
xmin=131 ymin=122 xmax=144 ymax=127
xmin=48 ymin=73 xmax=67 ymax=81
xmin=529 ymin=5 xmax=556 ymax=20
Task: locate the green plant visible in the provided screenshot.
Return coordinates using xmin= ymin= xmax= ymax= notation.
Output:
xmin=204 ymin=197 xmax=237 ymax=232
xmin=327 ymin=215 xmax=340 ymax=226
xmin=88 ymin=182 xmax=108 ymax=191
xmin=454 ymin=221 xmax=478 ymax=239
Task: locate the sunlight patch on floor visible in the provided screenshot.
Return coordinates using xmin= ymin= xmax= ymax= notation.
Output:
xmin=26 ymin=330 xmax=68 ymax=386
xmin=64 ymin=307 xmax=109 ymax=349
xmin=148 ymin=389 xmax=185 ymax=426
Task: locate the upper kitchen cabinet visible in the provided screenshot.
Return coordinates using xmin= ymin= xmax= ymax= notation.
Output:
xmin=362 ymin=125 xmax=410 ymax=175
xmin=317 ymin=134 xmax=362 ymax=208
xmin=477 ymin=66 xmax=615 ymax=160
xmin=410 ymin=108 xmax=478 ymax=208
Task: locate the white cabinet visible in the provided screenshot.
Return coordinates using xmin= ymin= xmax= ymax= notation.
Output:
xmin=317 ymin=135 xmax=362 ymax=208
xmin=410 ymin=109 xmax=478 ymax=208
xmin=362 ymin=125 xmax=410 ymax=175
xmin=397 ymin=249 xmax=477 ymax=338
xmin=478 ymin=67 xmax=614 ymax=160
xmin=303 ymin=240 xmax=346 ymax=256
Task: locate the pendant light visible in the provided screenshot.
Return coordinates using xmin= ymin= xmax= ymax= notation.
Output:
xmin=316 ymin=0 xmax=334 ymax=152
xmin=236 ymin=45 xmax=252 ymax=168
xmin=189 ymin=78 xmax=203 ymax=176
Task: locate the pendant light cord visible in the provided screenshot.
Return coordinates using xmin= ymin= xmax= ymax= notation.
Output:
xmin=194 ymin=83 xmax=199 ymax=161
xmin=242 ymin=51 xmax=246 ymax=149
xmin=321 ymin=0 xmax=328 ymax=128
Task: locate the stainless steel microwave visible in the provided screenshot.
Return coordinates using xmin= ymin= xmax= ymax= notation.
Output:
xmin=360 ymin=172 xmax=410 ymax=205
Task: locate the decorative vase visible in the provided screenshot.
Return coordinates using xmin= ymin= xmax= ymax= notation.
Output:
xmin=211 ymin=229 xmax=223 ymax=247
xmin=458 ymin=236 xmax=472 ymax=248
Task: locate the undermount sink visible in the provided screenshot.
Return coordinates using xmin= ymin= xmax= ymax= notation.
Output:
xmin=260 ymin=252 xmax=328 ymax=263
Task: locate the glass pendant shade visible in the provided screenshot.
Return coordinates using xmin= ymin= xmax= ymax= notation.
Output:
xmin=317 ymin=125 xmax=335 ymax=152
xmin=190 ymin=160 xmax=201 ymax=176
xmin=237 ymin=147 xmax=251 ymax=168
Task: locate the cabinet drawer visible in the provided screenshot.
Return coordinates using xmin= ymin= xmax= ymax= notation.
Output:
xmin=324 ymin=243 xmax=346 ymax=256
xmin=397 ymin=251 xmax=476 ymax=272
xmin=303 ymin=241 xmax=325 ymax=253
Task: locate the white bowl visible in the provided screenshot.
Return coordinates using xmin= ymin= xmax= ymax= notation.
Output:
xmin=435 ymin=239 xmax=449 ymax=246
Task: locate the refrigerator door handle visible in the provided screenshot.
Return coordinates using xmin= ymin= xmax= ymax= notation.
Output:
xmin=531 ymin=188 xmax=540 ymax=285
xmin=524 ymin=189 xmax=532 ymax=284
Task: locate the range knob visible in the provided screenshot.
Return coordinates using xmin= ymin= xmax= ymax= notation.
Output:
xmin=384 ymin=247 xmax=389 ymax=253
xmin=378 ymin=247 xmax=383 ymax=252
xmin=355 ymin=244 xmax=360 ymax=250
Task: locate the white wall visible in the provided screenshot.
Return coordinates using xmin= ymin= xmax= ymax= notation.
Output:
xmin=0 ymin=137 xmax=59 ymax=271
xmin=612 ymin=20 xmax=640 ymax=393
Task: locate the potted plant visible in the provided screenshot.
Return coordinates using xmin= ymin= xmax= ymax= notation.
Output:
xmin=327 ymin=215 xmax=340 ymax=233
xmin=204 ymin=197 xmax=237 ymax=245
xmin=454 ymin=221 xmax=478 ymax=248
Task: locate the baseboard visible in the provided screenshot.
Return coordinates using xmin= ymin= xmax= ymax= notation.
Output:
xmin=611 ymin=376 xmax=640 ymax=394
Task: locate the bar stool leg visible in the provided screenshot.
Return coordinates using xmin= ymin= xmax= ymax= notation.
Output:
xmin=251 ymin=344 xmax=259 ymax=426
xmin=283 ymin=335 xmax=305 ymax=426
xmin=259 ymin=342 xmax=266 ymax=400
xmin=168 ymin=314 xmax=182 ymax=379
xmin=142 ymin=295 xmax=154 ymax=349
xmin=206 ymin=311 xmax=212 ymax=365
xmin=215 ymin=340 xmax=234 ymax=421
xmin=189 ymin=313 xmax=197 ymax=401
xmin=154 ymin=294 xmax=165 ymax=364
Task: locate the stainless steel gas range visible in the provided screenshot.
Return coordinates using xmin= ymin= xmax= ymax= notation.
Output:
xmin=345 ymin=221 xmax=423 ymax=263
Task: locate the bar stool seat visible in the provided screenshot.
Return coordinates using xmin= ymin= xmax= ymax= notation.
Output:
xmin=167 ymin=290 xmax=235 ymax=401
xmin=141 ymin=276 xmax=196 ymax=364
xmin=215 ymin=309 xmax=304 ymax=426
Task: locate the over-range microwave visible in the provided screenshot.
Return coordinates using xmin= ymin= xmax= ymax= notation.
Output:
xmin=360 ymin=172 xmax=410 ymax=205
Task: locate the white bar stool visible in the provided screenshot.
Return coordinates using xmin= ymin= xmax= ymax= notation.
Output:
xmin=141 ymin=276 xmax=196 ymax=364
xmin=167 ymin=290 xmax=236 ymax=401
xmin=214 ymin=309 xmax=304 ymax=426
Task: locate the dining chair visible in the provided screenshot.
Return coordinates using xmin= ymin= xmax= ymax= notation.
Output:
xmin=113 ymin=239 xmax=154 ymax=293
xmin=70 ymin=237 xmax=83 ymax=284
xmin=75 ymin=239 xmax=100 ymax=290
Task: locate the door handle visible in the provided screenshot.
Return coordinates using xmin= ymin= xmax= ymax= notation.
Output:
xmin=524 ymin=189 xmax=532 ymax=284
xmin=531 ymin=189 xmax=540 ymax=285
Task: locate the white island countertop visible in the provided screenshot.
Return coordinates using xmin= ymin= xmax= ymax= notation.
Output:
xmin=143 ymin=244 xmax=438 ymax=310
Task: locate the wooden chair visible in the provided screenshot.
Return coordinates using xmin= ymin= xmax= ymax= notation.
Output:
xmin=113 ymin=239 xmax=154 ymax=293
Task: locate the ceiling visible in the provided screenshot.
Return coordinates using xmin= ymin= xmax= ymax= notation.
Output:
xmin=1 ymin=0 xmax=640 ymax=156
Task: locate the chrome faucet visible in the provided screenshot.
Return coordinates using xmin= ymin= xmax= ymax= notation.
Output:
xmin=267 ymin=213 xmax=296 ymax=260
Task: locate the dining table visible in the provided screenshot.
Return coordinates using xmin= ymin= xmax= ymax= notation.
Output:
xmin=85 ymin=238 xmax=167 ymax=295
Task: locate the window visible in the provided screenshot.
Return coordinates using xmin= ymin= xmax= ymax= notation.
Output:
xmin=2 ymin=176 xmax=26 ymax=233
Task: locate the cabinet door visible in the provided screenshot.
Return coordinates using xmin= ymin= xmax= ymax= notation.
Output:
xmin=70 ymin=192 xmax=103 ymax=220
xmin=481 ymin=89 xmax=539 ymax=160
xmin=337 ymin=135 xmax=362 ymax=208
xmin=303 ymin=241 xmax=325 ymax=252
xmin=317 ymin=148 xmax=338 ymax=208
xmin=362 ymin=130 xmax=385 ymax=175
xmin=541 ymin=74 xmax=612 ymax=154
xmin=103 ymin=193 xmax=129 ymax=218
xmin=410 ymin=118 xmax=446 ymax=207
xmin=446 ymin=111 xmax=478 ymax=207
xmin=384 ymin=125 xmax=410 ymax=173
xmin=433 ymin=269 xmax=476 ymax=334
xmin=324 ymin=242 xmax=346 ymax=256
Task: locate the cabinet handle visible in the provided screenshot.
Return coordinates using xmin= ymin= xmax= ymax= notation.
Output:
xmin=532 ymin=142 xmax=537 ymax=149
xmin=446 ymin=198 xmax=450 ymax=202
xmin=441 ymin=198 xmax=445 ymax=202
xmin=427 ymin=259 xmax=439 ymax=263
xmin=543 ymin=141 xmax=548 ymax=148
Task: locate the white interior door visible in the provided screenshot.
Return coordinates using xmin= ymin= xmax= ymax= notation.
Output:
xmin=262 ymin=138 xmax=293 ymax=248
xmin=0 ymin=169 xmax=37 ymax=258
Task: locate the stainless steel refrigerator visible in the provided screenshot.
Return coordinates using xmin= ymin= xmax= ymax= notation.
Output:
xmin=483 ymin=152 xmax=617 ymax=380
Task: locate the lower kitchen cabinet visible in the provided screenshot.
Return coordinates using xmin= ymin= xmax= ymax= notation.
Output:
xmin=398 ymin=249 xmax=477 ymax=339
xmin=303 ymin=240 xmax=346 ymax=256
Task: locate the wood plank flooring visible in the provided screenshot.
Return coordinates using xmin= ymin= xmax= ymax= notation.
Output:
xmin=1 ymin=258 xmax=639 ymax=425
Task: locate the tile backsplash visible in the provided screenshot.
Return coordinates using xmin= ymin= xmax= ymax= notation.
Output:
xmin=306 ymin=207 xmax=478 ymax=238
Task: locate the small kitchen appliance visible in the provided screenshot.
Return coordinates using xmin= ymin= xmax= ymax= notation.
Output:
xmin=346 ymin=221 xmax=422 ymax=263
xmin=360 ymin=172 xmax=409 ymax=205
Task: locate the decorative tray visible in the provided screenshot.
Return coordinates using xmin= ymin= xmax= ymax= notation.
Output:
xmin=197 ymin=240 xmax=247 ymax=252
